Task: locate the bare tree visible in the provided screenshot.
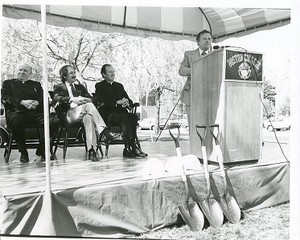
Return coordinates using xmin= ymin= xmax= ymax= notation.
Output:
xmin=2 ymin=17 xmax=195 ymax=119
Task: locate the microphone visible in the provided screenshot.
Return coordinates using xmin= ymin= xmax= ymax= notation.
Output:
xmin=213 ymin=45 xmax=248 ymax=53
xmin=213 ymin=45 xmax=228 ymax=50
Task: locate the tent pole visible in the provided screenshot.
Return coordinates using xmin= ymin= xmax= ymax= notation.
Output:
xmin=41 ymin=3 xmax=51 ymax=194
xmin=30 ymin=4 xmax=56 ymax=235
xmin=0 ymin=4 xmax=2 ymax=85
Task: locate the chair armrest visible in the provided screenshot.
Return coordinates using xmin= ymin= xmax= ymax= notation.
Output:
xmin=130 ymin=103 xmax=140 ymax=114
xmin=132 ymin=103 xmax=140 ymax=108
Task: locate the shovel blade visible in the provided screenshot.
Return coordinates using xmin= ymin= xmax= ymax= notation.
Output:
xmin=178 ymin=202 xmax=204 ymax=231
xmin=219 ymin=193 xmax=241 ymax=223
xmin=198 ymin=198 xmax=224 ymax=227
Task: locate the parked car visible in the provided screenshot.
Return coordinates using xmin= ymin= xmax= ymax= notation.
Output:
xmin=178 ymin=114 xmax=189 ymax=129
xmin=168 ymin=119 xmax=182 ymax=128
xmin=0 ymin=107 xmax=8 ymax=147
xmin=138 ymin=118 xmax=172 ymax=130
xmin=138 ymin=118 xmax=156 ymax=130
xmin=264 ymin=116 xmax=291 ymax=131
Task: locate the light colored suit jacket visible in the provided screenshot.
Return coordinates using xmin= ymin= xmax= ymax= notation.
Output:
xmin=178 ymin=48 xmax=202 ymax=105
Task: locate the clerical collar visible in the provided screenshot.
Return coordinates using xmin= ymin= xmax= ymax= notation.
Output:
xmin=106 ymin=80 xmax=114 ymax=85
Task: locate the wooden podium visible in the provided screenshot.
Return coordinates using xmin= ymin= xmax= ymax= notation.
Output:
xmin=190 ymin=48 xmax=263 ymax=164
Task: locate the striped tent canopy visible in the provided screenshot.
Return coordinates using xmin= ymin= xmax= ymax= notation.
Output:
xmin=3 ymin=5 xmax=290 ymax=42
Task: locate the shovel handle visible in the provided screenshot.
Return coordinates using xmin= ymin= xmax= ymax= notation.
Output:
xmin=195 ymin=125 xmax=209 ymax=179
xmin=201 ymin=146 xmax=210 ymax=180
xmin=209 ymin=124 xmax=224 ymax=166
xmin=215 ymin=147 xmax=226 ymax=177
xmin=209 ymin=124 xmax=220 ymax=145
xmin=169 ymin=126 xmax=187 ymax=182
xmin=195 ymin=124 xmax=207 ymax=146
xmin=209 ymin=124 xmax=227 ymax=184
xmin=169 ymin=125 xmax=180 ymax=148
xmin=176 ymin=147 xmax=187 ymax=183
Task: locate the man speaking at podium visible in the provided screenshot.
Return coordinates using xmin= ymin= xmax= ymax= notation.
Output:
xmin=178 ymin=30 xmax=212 ymax=134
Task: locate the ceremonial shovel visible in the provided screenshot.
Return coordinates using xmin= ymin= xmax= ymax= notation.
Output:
xmin=195 ymin=125 xmax=224 ymax=227
xmin=169 ymin=126 xmax=204 ymax=231
xmin=209 ymin=124 xmax=241 ymax=223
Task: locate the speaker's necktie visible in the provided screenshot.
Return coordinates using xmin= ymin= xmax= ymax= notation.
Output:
xmin=70 ymin=84 xmax=80 ymax=97
xmin=201 ymin=51 xmax=207 ymax=56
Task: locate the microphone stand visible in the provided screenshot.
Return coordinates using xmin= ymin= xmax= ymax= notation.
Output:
xmin=155 ymin=97 xmax=181 ymax=142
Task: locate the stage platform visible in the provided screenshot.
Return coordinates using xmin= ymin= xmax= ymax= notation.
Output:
xmin=0 ymin=137 xmax=290 ymax=238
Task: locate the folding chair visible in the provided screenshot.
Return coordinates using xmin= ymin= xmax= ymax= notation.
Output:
xmin=49 ymin=91 xmax=87 ymax=160
xmin=1 ymin=101 xmax=45 ymax=163
xmin=52 ymin=121 xmax=87 ymax=159
xmin=4 ymin=123 xmax=44 ymax=163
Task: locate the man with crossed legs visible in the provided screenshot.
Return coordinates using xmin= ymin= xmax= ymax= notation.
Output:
xmin=53 ymin=65 xmax=113 ymax=161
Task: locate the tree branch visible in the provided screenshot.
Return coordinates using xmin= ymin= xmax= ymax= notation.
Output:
xmin=74 ymin=37 xmax=84 ymax=71
xmin=36 ymin=24 xmax=70 ymax=64
xmin=81 ymin=41 xmax=101 ymax=74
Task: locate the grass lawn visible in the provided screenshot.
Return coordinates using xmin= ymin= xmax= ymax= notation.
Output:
xmin=133 ymin=202 xmax=289 ymax=240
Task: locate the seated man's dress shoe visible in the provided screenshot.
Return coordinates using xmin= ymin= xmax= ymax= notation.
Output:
xmin=134 ymin=148 xmax=148 ymax=157
xmin=101 ymin=128 xmax=114 ymax=143
xmin=35 ymin=154 xmax=56 ymax=162
xmin=20 ymin=154 xmax=29 ymax=163
xmin=123 ymin=148 xmax=136 ymax=158
xmin=135 ymin=146 xmax=148 ymax=157
xmin=88 ymin=146 xmax=99 ymax=161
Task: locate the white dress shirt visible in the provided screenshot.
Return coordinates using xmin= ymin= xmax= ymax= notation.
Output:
xmin=66 ymin=83 xmax=78 ymax=108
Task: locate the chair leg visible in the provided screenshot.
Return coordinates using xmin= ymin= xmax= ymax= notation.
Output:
xmin=98 ymin=131 xmax=110 ymax=159
xmin=84 ymin=135 xmax=88 ymax=153
xmin=105 ymin=143 xmax=110 ymax=159
xmin=50 ymin=134 xmax=57 ymax=160
xmin=63 ymin=128 xmax=68 ymax=159
xmin=98 ymin=144 xmax=104 ymax=159
xmin=53 ymin=126 xmax=63 ymax=155
xmin=37 ymin=127 xmax=44 ymax=156
xmin=4 ymin=131 xmax=13 ymax=163
xmin=96 ymin=136 xmax=104 ymax=159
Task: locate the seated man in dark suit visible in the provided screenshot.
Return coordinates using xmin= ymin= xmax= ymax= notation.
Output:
xmin=53 ymin=65 xmax=113 ymax=161
xmin=1 ymin=62 xmax=60 ymax=163
xmin=94 ymin=64 xmax=147 ymax=158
